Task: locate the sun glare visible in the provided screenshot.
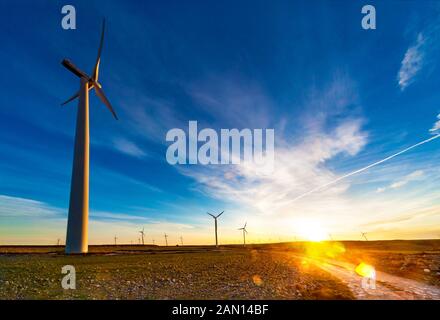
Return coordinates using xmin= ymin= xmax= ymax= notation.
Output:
xmin=355 ymin=262 xmax=376 ymax=278
xmin=297 ymin=219 xmax=327 ymax=242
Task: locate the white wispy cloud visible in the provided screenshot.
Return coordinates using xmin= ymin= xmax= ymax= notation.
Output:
xmin=182 ymin=118 xmax=368 ymax=213
xmin=175 ymin=74 xmax=440 ymax=240
xmin=398 ymin=33 xmax=425 ymax=90
xmin=0 ymin=194 xmax=198 ymax=245
xmin=397 ymin=16 xmax=440 ymax=91
xmin=376 ymin=169 xmax=424 ymax=193
xmin=180 ymin=76 xmax=368 ymax=214
xmin=430 ymin=113 xmax=440 ymax=134
xmin=113 ymin=137 xmax=147 ymax=158
xmin=0 ymin=195 xmax=63 ymax=218
xmin=361 ymin=204 xmax=440 ymax=229
xmin=186 ymin=76 xmax=273 ymax=128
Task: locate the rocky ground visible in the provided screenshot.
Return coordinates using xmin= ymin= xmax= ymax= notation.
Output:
xmin=0 ymin=248 xmax=352 ymax=300
xmin=0 ymin=241 xmax=439 ymax=300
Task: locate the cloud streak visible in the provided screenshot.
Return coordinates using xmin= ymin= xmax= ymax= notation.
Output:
xmin=398 ymin=33 xmax=425 ymax=90
xmin=430 ymin=113 xmax=440 ymax=134
xmin=0 ymin=195 xmax=63 ymax=218
xmin=113 ymin=137 xmax=147 ymax=158
xmin=289 ymin=134 xmax=440 ymax=203
xmin=376 ymin=170 xmax=424 ymax=193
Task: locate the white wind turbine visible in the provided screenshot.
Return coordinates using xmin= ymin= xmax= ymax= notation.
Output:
xmin=207 ymin=211 xmax=224 ymax=247
xmin=238 ymin=222 xmax=248 ymax=246
xmin=62 ymin=19 xmax=118 ymax=254
xmin=361 ymin=232 xmax=369 ymax=241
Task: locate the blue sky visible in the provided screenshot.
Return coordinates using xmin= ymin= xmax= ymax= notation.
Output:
xmin=0 ymin=0 xmax=440 ymax=244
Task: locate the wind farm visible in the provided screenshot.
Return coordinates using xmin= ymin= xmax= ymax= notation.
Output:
xmin=2 ymin=1 xmax=440 ymax=303
xmin=1 ymin=240 xmax=440 ymax=299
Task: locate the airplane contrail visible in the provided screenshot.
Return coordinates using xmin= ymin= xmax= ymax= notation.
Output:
xmin=290 ymin=134 xmax=440 ymax=203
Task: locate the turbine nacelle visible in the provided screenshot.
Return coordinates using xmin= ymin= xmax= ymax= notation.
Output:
xmin=238 ymin=222 xmax=248 ymax=233
xmin=61 ymin=19 xmax=118 ymax=120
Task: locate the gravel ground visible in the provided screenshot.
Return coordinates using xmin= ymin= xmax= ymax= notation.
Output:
xmin=0 ymin=248 xmax=354 ymax=300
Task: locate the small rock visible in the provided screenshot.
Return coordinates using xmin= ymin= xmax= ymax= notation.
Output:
xmin=423 ymin=269 xmax=430 ymax=273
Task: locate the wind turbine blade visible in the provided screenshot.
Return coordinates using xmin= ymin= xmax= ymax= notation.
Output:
xmin=207 ymin=212 xmax=215 ymax=218
xmin=62 ymin=59 xmax=90 ymax=79
xmin=92 ymin=19 xmax=105 ymax=81
xmin=244 ymin=222 xmax=247 ymax=228
xmin=216 ymin=211 xmax=224 ymax=218
xmin=93 ymin=84 xmax=118 ymax=120
xmin=61 ymin=91 xmax=80 ymax=105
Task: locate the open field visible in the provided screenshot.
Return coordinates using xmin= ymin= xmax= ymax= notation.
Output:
xmin=0 ymin=240 xmax=439 ymax=300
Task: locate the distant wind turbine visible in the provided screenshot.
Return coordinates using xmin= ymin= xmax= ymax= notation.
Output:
xmin=328 ymin=233 xmax=334 ymax=241
xmin=164 ymin=233 xmax=169 ymax=246
xmin=238 ymin=222 xmax=248 ymax=246
xmin=152 ymin=239 xmax=155 ymax=245
xmin=139 ymin=227 xmax=145 ymax=245
xmin=57 ymin=239 xmax=61 ymax=246
xmin=114 ymin=235 xmax=118 ymax=245
xmin=207 ymin=211 xmax=224 ymax=247
xmin=180 ymin=236 xmax=184 ymax=246
xmin=63 ymin=19 xmax=118 ymax=254
xmin=361 ymin=232 xmax=368 ymax=241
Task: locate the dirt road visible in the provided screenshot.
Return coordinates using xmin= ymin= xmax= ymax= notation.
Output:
xmin=298 ymin=254 xmax=440 ymax=300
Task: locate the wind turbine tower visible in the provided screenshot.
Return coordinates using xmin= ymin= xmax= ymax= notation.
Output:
xmin=164 ymin=233 xmax=169 ymax=246
xmin=139 ymin=227 xmax=145 ymax=245
xmin=62 ymin=19 xmax=118 ymax=254
xmin=180 ymin=236 xmax=184 ymax=246
xmin=114 ymin=235 xmax=118 ymax=245
xmin=238 ymin=222 xmax=248 ymax=246
xmin=207 ymin=211 xmax=224 ymax=247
